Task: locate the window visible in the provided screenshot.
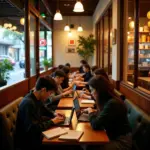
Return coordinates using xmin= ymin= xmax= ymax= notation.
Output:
xmin=96 ymin=5 xmax=112 ymax=76
xmin=123 ymin=0 xmax=150 ymax=92
xmin=30 ymin=14 xmax=36 ymax=76
xmin=0 ymin=7 xmax=25 ymax=88
xmin=39 ymin=23 xmax=52 ymax=72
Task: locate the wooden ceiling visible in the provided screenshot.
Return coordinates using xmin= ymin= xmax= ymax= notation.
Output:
xmin=0 ymin=0 xmax=23 ymax=17
xmin=42 ymin=0 xmax=100 ymax=16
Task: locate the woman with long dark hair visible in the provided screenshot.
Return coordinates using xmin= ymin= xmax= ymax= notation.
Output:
xmin=85 ymin=75 xmax=132 ymax=150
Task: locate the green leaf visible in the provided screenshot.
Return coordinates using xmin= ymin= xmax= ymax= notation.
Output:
xmin=76 ymin=34 xmax=96 ymax=62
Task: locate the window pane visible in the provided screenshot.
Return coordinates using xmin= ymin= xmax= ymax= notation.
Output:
xmin=30 ymin=14 xmax=36 ymax=76
xmin=39 ymin=23 xmax=52 ymax=72
xmin=138 ymin=0 xmax=150 ymax=92
xmin=109 ymin=8 xmax=112 ymax=75
xmin=100 ymin=21 xmax=103 ymax=67
xmin=124 ymin=0 xmax=134 ymax=84
xmin=104 ymin=12 xmax=108 ymax=71
xmin=0 ymin=7 xmax=25 ymax=88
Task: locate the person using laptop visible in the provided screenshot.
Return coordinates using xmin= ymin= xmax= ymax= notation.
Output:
xmin=46 ymin=70 xmax=74 ymax=108
xmin=85 ymin=75 xmax=132 ymax=150
xmin=15 ymin=76 xmax=65 ymax=150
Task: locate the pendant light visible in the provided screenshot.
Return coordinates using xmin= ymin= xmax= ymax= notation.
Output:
xmin=64 ymin=24 xmax=70 ymax=31
xmin=77 ymin=25 xmax=83 ymax=32
xmin=20 ymin=17 xmax=25 ymax=25
xmin=73 ymin=0 xmax=84 ymax=12
xmin=64 ymin=17 xmax=70 ymax=31
xmin=54 ymin=0 xmax=63 ymax=20
xmin=68 ymin=31 xmax=72 ymax=37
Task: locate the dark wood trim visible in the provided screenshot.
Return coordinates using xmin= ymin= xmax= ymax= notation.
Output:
xmin=35 ymin=16 xmax=40 ymax=78
xmin=29 ymin=4 xmax=40 ymax=17
xmin=96 ymin=23 xmax=98 ymax=66
xmin=25 ymin=0 xmax=30 ymax=78
xmin=95 ymin=0 xmax=112 ymax=25
xmin=133 ymin=0 xmax=139 ymax=88
xmin=108 ymin=8 xmax=111 ymax=74
xmin=110 ymin=79 xmax=120 ymax=90
xmin=41 ymin=0 xmax=53 ymax=16
xmin=120 ymin=0 xmax=124 ymax=80
xmin=39 ymin=17 xmax=52 ymax=31
xmin=102 ymin=17 xmax=104 ymax=68
xmin=120 ymin=81 xmax=150 ymax=114
xmin=52 ymin=20 xmax=54 ymax=66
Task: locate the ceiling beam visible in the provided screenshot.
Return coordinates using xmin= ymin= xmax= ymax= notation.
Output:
xmin=42 ymin=0 xmax=53 ymax=16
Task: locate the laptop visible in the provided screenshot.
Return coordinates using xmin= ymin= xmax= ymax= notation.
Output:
xmin=65 ymin=84 xmax=77 ymax=98
xmin=59 ymin=107 xmax=74 ymax=126
xmin=73 ymin=97 xmax=89 ymax=122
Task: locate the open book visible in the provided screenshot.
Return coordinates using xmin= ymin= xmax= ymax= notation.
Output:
xmin=42 ymin=127 xmax=67 ymax=139
xmin=81 ymin=99 xmax=95 ymax=104
xmin=59 ymin=130 xmax=84 ymax=141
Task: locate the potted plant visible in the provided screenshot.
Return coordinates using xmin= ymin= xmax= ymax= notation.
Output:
xmin=0 ymin=59 xmax=13 ymax=87
xmin=42 ymin=58 xmax=52 ymax=71
xmin=76 ymin=34 xmax=96 ymax=62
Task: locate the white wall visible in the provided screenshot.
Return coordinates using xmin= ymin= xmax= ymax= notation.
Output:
xmin=92 ymin=0 xmax=120 ymax=81
xmin=53 ymin=16 xmax=93 ymax=67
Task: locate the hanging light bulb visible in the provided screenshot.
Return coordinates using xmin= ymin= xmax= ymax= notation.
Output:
xmin=129 ymin=21 xmax=134 ymax=29
xmin=4 ymin=23 xmax=9 ymax=28
xmin=148 ymin=21 xmax=150 ymax=27
xmin=68 ymin=31 xmax=72 ymax=37
xmin=12 ymin=26 xmax=17 ymax=30
xmin=77 ymin=25 xmax=83 ymax=32
xmin=73 ymin=0 xmax=84 ymax=12
xmin=64 ymin=24 xmax=70 ymax=31
xmin=147 ymin=11 xmax=150 ymax=19
xmin=20 ymin=18 xmax=25 ymax=25
xmin=54 ymin=10 xmax=63 ymax=20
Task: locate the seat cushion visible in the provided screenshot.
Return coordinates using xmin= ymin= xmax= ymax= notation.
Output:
xmin=124 ymin=99 xmax=150 ymax=150
xmin=0 ymin=97 xmax=23 ymax=150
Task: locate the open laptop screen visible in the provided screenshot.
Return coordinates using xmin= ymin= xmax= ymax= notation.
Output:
xmin=73 ymin=98 xmax=81 ymax=117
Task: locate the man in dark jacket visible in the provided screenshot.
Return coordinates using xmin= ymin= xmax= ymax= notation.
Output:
xmin=15 ymin=76 xmax=65 ymax=150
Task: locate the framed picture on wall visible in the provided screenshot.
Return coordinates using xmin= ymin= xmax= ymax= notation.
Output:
xmin=66 ymin=46 xmax=76 ymax=53
xmin=68 ymin=39 xmax=76 ymax=46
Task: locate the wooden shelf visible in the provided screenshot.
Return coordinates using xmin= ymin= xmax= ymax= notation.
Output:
xmin=128 ymin=57 xmax=150 ymax=59
xmin=128 ymin=49 xmax=150 ymax=50
xmin=129 ymin=31 xmax=150 ymax=34
xmin=128 ymin=42 xmax=150 ymax=44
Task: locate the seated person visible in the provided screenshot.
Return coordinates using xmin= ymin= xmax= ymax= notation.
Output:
xmin=61 ymin=66 xmax=70 ymax=89
xmin=91 ymin=65 xmax=98 ymax=75
xmin=65 ymin=62 xmax=71 ymax=69
xmin=50 ymin=64 xmax=64 ymax=77
xmin=75 ymin=64 xmax=92 ymax=83
xmin=78 ymin=59 xmax=87 ymax=73
xmin=47 ymin=70 xmax=73 ymax=107
xmin=80 ymin=68 xmax=109 ymax=100
xmin=83 ymin=75 xmax=132 ymax=150
xmin=94 ymin=68 xmax=109 ymax=80
xmin=15 ymin=76 xmax=65 ymax=150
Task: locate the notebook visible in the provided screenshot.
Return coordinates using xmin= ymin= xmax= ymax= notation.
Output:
xmin=59 ymin=130 xmax=84 ymax=141
xmin=81 ymin=99 xmax=95 ymax=104
xmin=42 ymin=127 xmax=67 ymax=139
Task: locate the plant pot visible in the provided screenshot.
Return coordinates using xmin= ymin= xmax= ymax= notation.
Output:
xmin=44 ymin=66 xmax=49 ymax=71
xmin=0 ymin=80 xmax=7 ymax=87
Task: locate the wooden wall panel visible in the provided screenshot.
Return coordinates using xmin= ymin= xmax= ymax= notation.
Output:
xmin=120 ymin=82 xmax=150 ymax=115
xmin=0 ymin=80 xmax=28 ymax=108
xmin=29 ymin=75 xmax=37 ymax=90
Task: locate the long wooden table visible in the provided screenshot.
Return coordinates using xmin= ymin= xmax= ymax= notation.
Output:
xmin=57 ymin=97 xmax=94 ymax=109
xmin=42 ymin=110 xmax=109 ymax=145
